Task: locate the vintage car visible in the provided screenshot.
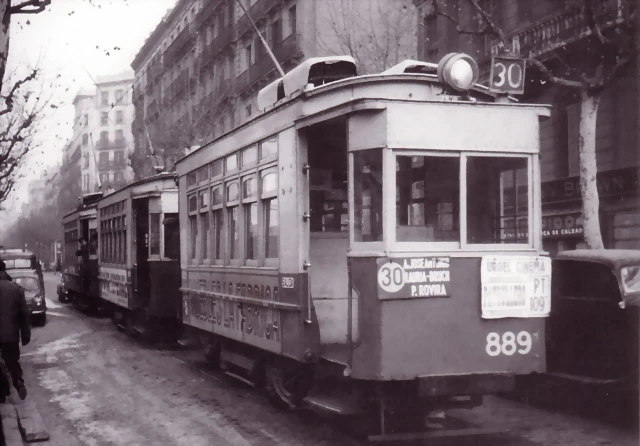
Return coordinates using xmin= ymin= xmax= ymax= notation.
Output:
xmin=10 ymin=268 xmax=47 ymax=326
xmin=541 ymin=249 xmax=640 ymax=417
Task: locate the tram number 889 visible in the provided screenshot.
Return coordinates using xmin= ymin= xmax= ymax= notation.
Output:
xmin=485 ymin=331 xmax=532 ymax=357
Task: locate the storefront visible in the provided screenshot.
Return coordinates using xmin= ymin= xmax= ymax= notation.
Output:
xmin=541 ymin=166 xmax=640 ymax=255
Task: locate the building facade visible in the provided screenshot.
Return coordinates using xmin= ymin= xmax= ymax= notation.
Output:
xmin=130 ymin=0 xmax=417 ymax=179
xmin=414 ymin=0 xmax=639 ymax=253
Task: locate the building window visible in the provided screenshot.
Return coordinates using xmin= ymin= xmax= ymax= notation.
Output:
xmin=115 ymin=129 xmax=124 ymax=143
xmin=424 ymin=14 xmax=439 ymax=59
xmin=246 ymin=104 xmax=252 ymax=118
xmin=101 ymin=112 xmax=109 ymax=126
xmin=115 ymin=89 xmax=123 ymax=104
xmin=271 ymin=19 xmax=282 ymax=45
xmin=114 ymin=171 xmax=124 ymax=183
xmin=289 ymin=5 xmax=296 ymax=35
xmin=99 ymin=151 xmax=109 ymax=163
xmin=101 ymin=91 xmax=109 ymax=106
xmin=83 ymin=153 xmax=89 ymax=168
xmin=116 ymin=110 xmax=124 ymax=124
xmin=82 ymin=134 xmax=89 ymax=146
xmin=83 ymin=114 xmax=88 ymax=127
xmin=114 ymin=150 xmax=124 ymax=164
xmin=100 ymin=130 xmax=109 ymax=146
xmin=100 ymin=172 xmax=109 ymax=184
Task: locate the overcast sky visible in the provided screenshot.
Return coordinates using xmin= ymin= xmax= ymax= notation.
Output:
xmin=2 ymin=0 xmax=177 ymax=218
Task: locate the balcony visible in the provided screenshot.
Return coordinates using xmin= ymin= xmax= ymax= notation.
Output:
xmin=98 ymin=159 xmax=127 ymax=172
xmin=201 ymin=25 xmax=235 ymax=72
xmin=164 ymin=25 xmax=196 ymax=63
xmin=96 ymin=138 xmax=128 ymax=151
xmin=236 ymin=33 xmax=301 ymax=94
xmin=237 ymin=0 xmax=283 ymax=37
xmin=195 ymin=0 xmax=220 ymax=29
xmin=488 ymin=0 xmax=628 ymax=59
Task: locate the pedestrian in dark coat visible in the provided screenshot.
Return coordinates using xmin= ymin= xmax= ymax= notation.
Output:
xmin=0 ymin=260 xmax=30 ymax=402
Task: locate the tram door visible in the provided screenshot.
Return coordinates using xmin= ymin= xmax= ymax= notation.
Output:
xmin=132 ymin=198 xmax=150 ymax=308
xmin=303 ymin=118 xmax=357 ymax=350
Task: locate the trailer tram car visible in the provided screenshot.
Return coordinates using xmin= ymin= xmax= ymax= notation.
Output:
xmin=176 ymin=53 xmax=552 ymax=440
xmin=96 ymin=174 xmax=181 ymax=338
xmin=62 ymin=192 xmax=103 ymax=312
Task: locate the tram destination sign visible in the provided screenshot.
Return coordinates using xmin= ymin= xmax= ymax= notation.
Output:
xmin=489 ymin=56 xmax=526 ymax=95
xmin=377 ymin=257 xmax=451 ymax=299
xmin=480 ymin=256 xmax=551 ymax=319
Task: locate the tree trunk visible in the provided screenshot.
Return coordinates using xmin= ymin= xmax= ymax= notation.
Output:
xmin=0 ymin=0 xmax=10 ymax=93
xmin=578 ymin=89 xmax=604 ymax=249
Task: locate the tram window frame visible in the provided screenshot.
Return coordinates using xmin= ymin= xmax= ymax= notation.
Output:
xmin=260 ymin=136 xmax=278 ymax=160
xmin=187 ymin=194 xmax=199 ymax=264
xmin=261 ymin=168 xmax=279 ymax=267
xmin=392 ymin=151 xmax=460 ymax=250
xmin=199 ymin=188 xmax=211 ymax=265
xmin=226 ymin=180 xmax=241 ymax=266
xmin=241 ymin=145 xmax=258 ymax=168
xmin=149 ymin=212 xmax=161 ymax=258
xmin=242 ymin=175 xmax=259 ymax=266
xmin=187 ymin=171 xmax=197 ymax=189
xmin=211 ymin=183 xmax=225 ymax=264
xmin=463 ymin=153 xmax=532 ymax=249
xmin=349 ymin=148 xmax=385 ymax=250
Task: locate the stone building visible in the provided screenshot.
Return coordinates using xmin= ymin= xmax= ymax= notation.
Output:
xmin=414 ymin=0 xmax=638 ymax=253
xmin=130 ymin=0 xmax=417 ymax=179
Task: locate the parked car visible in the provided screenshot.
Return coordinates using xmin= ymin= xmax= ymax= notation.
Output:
xmin=532 ymin=249 xmax=640 ymax=420
xmin=10 ymin=268 xmax=47 ymax=326
xmin=0 ymin=248 xmax=45 ymax=292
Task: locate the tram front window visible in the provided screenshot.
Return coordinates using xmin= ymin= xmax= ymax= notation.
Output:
xmin=467 ymin=156 xmax=528 ymax=244
xmin=354 ymin=149 xmax=383 ymax=242
xmin=396 ymin=155 xmax=459 ymax=242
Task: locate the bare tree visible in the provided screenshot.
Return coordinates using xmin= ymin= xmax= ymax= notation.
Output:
xmin=318 ymin=0 xmax=418 ymax=74
xmin=427 ymin=0 xmax=636 ymax=249
xmin=0 ymin=68 xmax=50 ymax=206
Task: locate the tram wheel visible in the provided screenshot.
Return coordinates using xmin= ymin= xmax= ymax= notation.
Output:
xmin=203 ymin=339 xmax=221 ymax=369
xmin=265 ymin=364 xmax=314 ymax=410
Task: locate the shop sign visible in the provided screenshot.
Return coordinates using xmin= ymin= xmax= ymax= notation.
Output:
xmin=542 ymin=212 xmax=583 ymax=239
xmin=542 ymin=166 xmax=640 ymax=204
xmin=377 ymin=257 xmax=450 ymax=299
xmin=481 ymin=256 xmax=551 ymax=319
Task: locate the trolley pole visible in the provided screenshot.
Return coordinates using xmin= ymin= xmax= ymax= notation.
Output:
xmin=235 ymin=0 xmax=286 ymax=78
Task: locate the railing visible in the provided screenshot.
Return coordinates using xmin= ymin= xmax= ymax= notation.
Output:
xmin=237 ymin=33 xmax=301 ymax=93
xmin=237 ymin=0 xmax=283 ymax=37
xmin=98 ymin=159 xmax=127 ymax=171
xmin=164 ymin=25 xmax=196 ymax=63
xmin=195 ymin=0 xmax=220 ymax=29
xmin=488 ymin=0 xmax=628 ymax=58
xmin=96 ymin=138 xmax=128 ymax=151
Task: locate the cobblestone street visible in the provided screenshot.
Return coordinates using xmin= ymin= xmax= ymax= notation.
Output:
xmin=0 ymin=273 xmax=636 ymax=445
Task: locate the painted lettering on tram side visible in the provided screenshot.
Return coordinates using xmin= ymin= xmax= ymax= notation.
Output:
xmin=99 ymin=266 xmax=130 ymax=308
xmin=184 ymin=280 xmax=281 ymax=344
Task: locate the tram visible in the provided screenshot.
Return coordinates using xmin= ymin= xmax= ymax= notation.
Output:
xmin=175 ymin=53 xmax=552 ymax=439
xmin=62 ymin=192 xmax=103 ymax=312
xmin=96 ymin=173 xmax=181 ymax=338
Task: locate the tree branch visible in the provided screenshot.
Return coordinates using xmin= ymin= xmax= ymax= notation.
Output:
xmin=0 ymin=69 xmax=38 ymax=117
xmin=430 ymin=0 xmax=490 ymax=36
xmin=9 ymin=0 xmax=51 ymax=15
xmin=526 ymin=57 xmax=585 ymax=89
xmin=584 ymin=0 xmax=614 ymax=46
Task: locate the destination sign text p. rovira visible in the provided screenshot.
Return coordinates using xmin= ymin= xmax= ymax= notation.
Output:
xmin=377 ymin=257 xmax=451 ymax=299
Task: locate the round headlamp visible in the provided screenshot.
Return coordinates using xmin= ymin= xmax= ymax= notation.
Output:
xmin=437 ymin=53 xmax=479 ymax=92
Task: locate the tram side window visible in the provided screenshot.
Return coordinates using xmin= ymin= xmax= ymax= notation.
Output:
xmin=243 ymin=177 xmax=258 ymax=262
xmin=227 ymin=182 xmax=240 ymax=261
xmin=211 ymin=186 xmax=224 ymax=261
xmin=353 ymin=149 xmax=383 ymax=242
xmin=199 ymin=189 xmax=210 ymax=262
xmin=467 ymin=156 xmax=528 ymax=244
xmin=89 ymin=229 xmax=98 ymax=256
xmin=149 ymin=213 xmax=161 ymax=256
xmin=262 ymin=170 xmax=278 ymax=259
xmin=163 ymin=213 xmax=179 ymax=260
xmin=396 ymin=155 xmax=459 ymax=242
xmin=188 ymin=194 xmax=198 ymax=262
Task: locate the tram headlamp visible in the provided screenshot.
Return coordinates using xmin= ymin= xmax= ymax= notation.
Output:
xmin=437 ymin=53 xmax=479 ymax=92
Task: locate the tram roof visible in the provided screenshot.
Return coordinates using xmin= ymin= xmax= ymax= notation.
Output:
xmin=98 ymin=172 xmax=177 ymax=206
xmin=555 ymin=249 xmax=640 ymax=269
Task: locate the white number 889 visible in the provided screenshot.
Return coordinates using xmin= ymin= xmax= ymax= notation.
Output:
xmin=485 ymin=331 xmax=532 ymax=357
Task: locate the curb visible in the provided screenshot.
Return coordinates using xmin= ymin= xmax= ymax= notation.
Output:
xmin=0 ymin=403 xmax=23 ymax=446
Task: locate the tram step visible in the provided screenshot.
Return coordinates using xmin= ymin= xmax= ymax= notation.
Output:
xmin=303 ymin=394 xmax=360 ymax=416
xmin=224 ymin=371 xmax=257 ymax=388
